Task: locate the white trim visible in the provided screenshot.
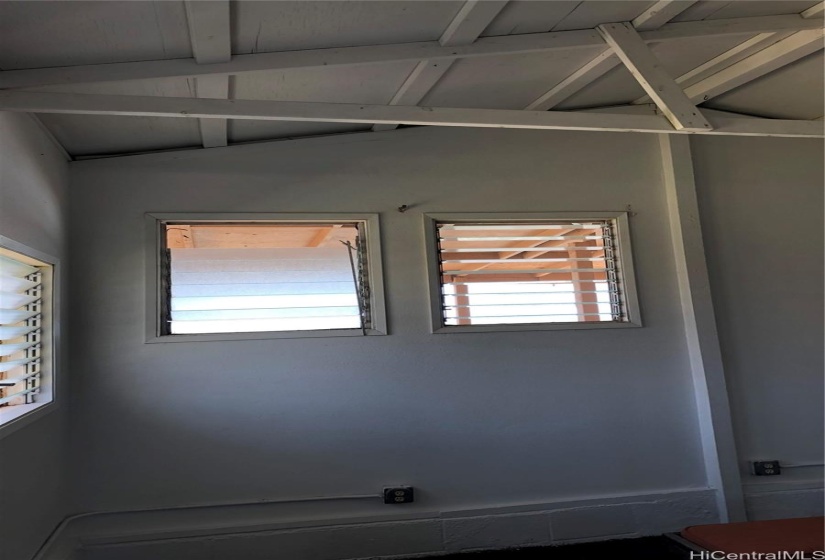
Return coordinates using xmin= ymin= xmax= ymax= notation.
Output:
xmin=0 ymin=15 xmax=818 ymax=89
xmin=144 ymin=213 xmax=388 ymax=343
xmin=658 ymin=134 xmax=745 ymax=522
xmin=36 ymin=489 xmax=718 ymax=560
xmin=2 ymin=92 xmax=822 ymax=138
xmin=423 ymin=212 xmax=642 ymax=334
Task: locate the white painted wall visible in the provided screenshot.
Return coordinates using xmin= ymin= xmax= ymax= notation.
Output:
xmin=691 ymin=136 xmax=825 ymax=520
xmin=68 ymin=128 xmax=709 ymax=527
xmin=0 ymin=112 xmax=70 ymax=560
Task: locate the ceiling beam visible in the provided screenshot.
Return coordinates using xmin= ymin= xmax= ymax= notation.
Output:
xmin=635 ymin=2 xmax=824 ymax=105
xmin=801 ymin=2 xmax=824 ymax=19
xmin=0 ymin=15 xmax=819 ymax=90
xmin=525 ymin=48 xmax=619 ymax=111
xmin=525 ymin=0 xmax=697 ymax=111
xmin=0 ymin=91 xmax=820 ymax=138
xmin=184 ymin=0 xmax=231 ymax=148
xmin=633 ymin=32 xmax=793 ymax=104
xmin=598 ymin=22 xmax=711 ymax=131
xmin=374 ymin=0 xmax=508 ymax=132
xmin=632 ymin=0 xmax=698 ymax=31
xmin=683 ymin=28 xmax=824 ymax=103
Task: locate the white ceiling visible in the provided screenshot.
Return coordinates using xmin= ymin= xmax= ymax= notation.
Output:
xmin=0 ymin=0 xmax=822 ymax=157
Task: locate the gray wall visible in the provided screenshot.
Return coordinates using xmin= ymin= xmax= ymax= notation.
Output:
xmin=68 ymin=127 xmax=708 ymax=517
xmin=691 ymin=136 xmax=825 ymax=510
xmin=0 ymin=112 xmax=69 ymax=560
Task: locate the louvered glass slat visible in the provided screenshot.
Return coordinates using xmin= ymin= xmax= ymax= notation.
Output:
xmin=439 ymin=236 xmax=605 ymax=241
xmin=0 ymin=291 xmax=39 ymax=309
xmin=443 ymin=269 xmax=609 ymax=275
xmin=1 ymin=251 xmax=46 ymax=410
xmin=0 ymin=357 xmax=40 ymax=373
xmin=0 ymin=309 xmax=38 ymax=326
xmin=440 ymin=224 xmax=605 ymax=231
xmin=0 ymin=341 xmax=38 ymax=357
xmin=436 ymin=220 xmax=624 ymax=326
xmin=440 ymin=247 xmax=605 ymax=252
xmin=0 ymin=325 xmax=39 ymax=339
xmin=0 ymin=386 xmax=39 ymax=406
xmin=0 ymin=255 xmax=37 ymax=278
xmin=0 ymin=274 xmax=39 ymax=293
xmin=0 ymin=371 xmax=40 ymax=386
xmin=442 ymin=258 xmax=606 ymax=263
xmin=166 ymin=228 xmax=368 ymax=335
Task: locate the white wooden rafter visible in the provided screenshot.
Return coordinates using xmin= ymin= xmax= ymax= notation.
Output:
xmin=683 ymin=27 xmax=824 ymax=103
xmin=598 ymin=22 xmax=711 ymax=131
xmin=632 ymin=0 xmax=698 ymax=31
xmin=184 ymin=0 xmax=231 ymax=148
xmin=0 ymin=91 xmax=820 ymax=138
xmin=0 ymin=15 xmax=819 ymax=90
xmin=524 ymin=0 xmax=697 ymax=112
xmin=373 ymin=0 xmax=508 ymax=132
xmin=801 ymin=2 xmax=824 ymax=19
xmin=632 ymin=32 xmax=795 ymax=104
xmin=636 ymin=3 xmax=825 ymax=105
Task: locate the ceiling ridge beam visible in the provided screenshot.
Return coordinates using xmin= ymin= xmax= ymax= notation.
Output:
xmin=683 ymin=28 xmax=824 ymax=103
xmin=184 ymin=0 xmax=231 ymax=148
xmin=524 ymin=0 xmax=697 ymax=112
xmin=598 ymin=22 xmax=711 ymax=131
xmin=0 ymin=91 xmax=820 ymax=138
xmin=373 ymin=0 xmax=508 ymax=132
xmin=0 ymin=14 xmax=819 ymax=90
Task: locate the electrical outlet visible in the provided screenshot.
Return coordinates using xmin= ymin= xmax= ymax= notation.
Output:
xmin=383 ymin=486 xmax=414 ymax=504
xmin=753 ymin=461 xmax=781 ymax=476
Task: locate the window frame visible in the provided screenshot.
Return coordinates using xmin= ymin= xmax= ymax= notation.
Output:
xmin=145 ymin=213 xmax=387 ymax=343
xmin=423 ymin=212 xmax=642 ymax=334
xmin=0 ymin=236 xmax=59 ymax=437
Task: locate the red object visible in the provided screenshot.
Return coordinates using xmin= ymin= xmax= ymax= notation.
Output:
xmin=682 ymin=517 xmax=825 ymax=554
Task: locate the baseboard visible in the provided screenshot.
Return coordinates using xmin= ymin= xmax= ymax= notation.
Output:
xmin=743 ymin=481 xmax=824 ymax=521
xmin=42 ymin=488 xmax=719 ymax=560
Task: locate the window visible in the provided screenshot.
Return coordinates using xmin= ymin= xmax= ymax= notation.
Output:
xmin=424 ymin=213 xmax=640 ymax=332
xmin=0 ymin=240 xmax=56 ymax=429
xmin=147 ymin=214 xmax=386 ymax=341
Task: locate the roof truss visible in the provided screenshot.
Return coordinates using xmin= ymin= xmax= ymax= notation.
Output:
xmin=373 ymin=0 xmax=508 ymax=132
xmin=0 ymin=6 xmax=821 ymax=151
xmin=598 ymin=22 xmax=711 ymax=131
xmin=0 ymin=91 xmax=820 ymax=138
xmin=525 ymin=0 xmax=698 ymax=111
xmin=0 ymin=15 xmax=819 ymax=90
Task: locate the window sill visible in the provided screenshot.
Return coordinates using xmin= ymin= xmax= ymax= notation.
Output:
xmin=146 ymin=328 xmax=387 ymax=343
xmin=0 ymin=400 xmax=57 ymax=440
xmin=432 ymin=321 xmax=642 ymax=334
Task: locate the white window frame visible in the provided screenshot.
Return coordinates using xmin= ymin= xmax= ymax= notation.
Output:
xmin=423 ymin=212 xmax=642 ymax=334
xmin=0 ymin=236 xmax=59 ymax=438
xmin=145 ymin=213 xmax=388 ymax=343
